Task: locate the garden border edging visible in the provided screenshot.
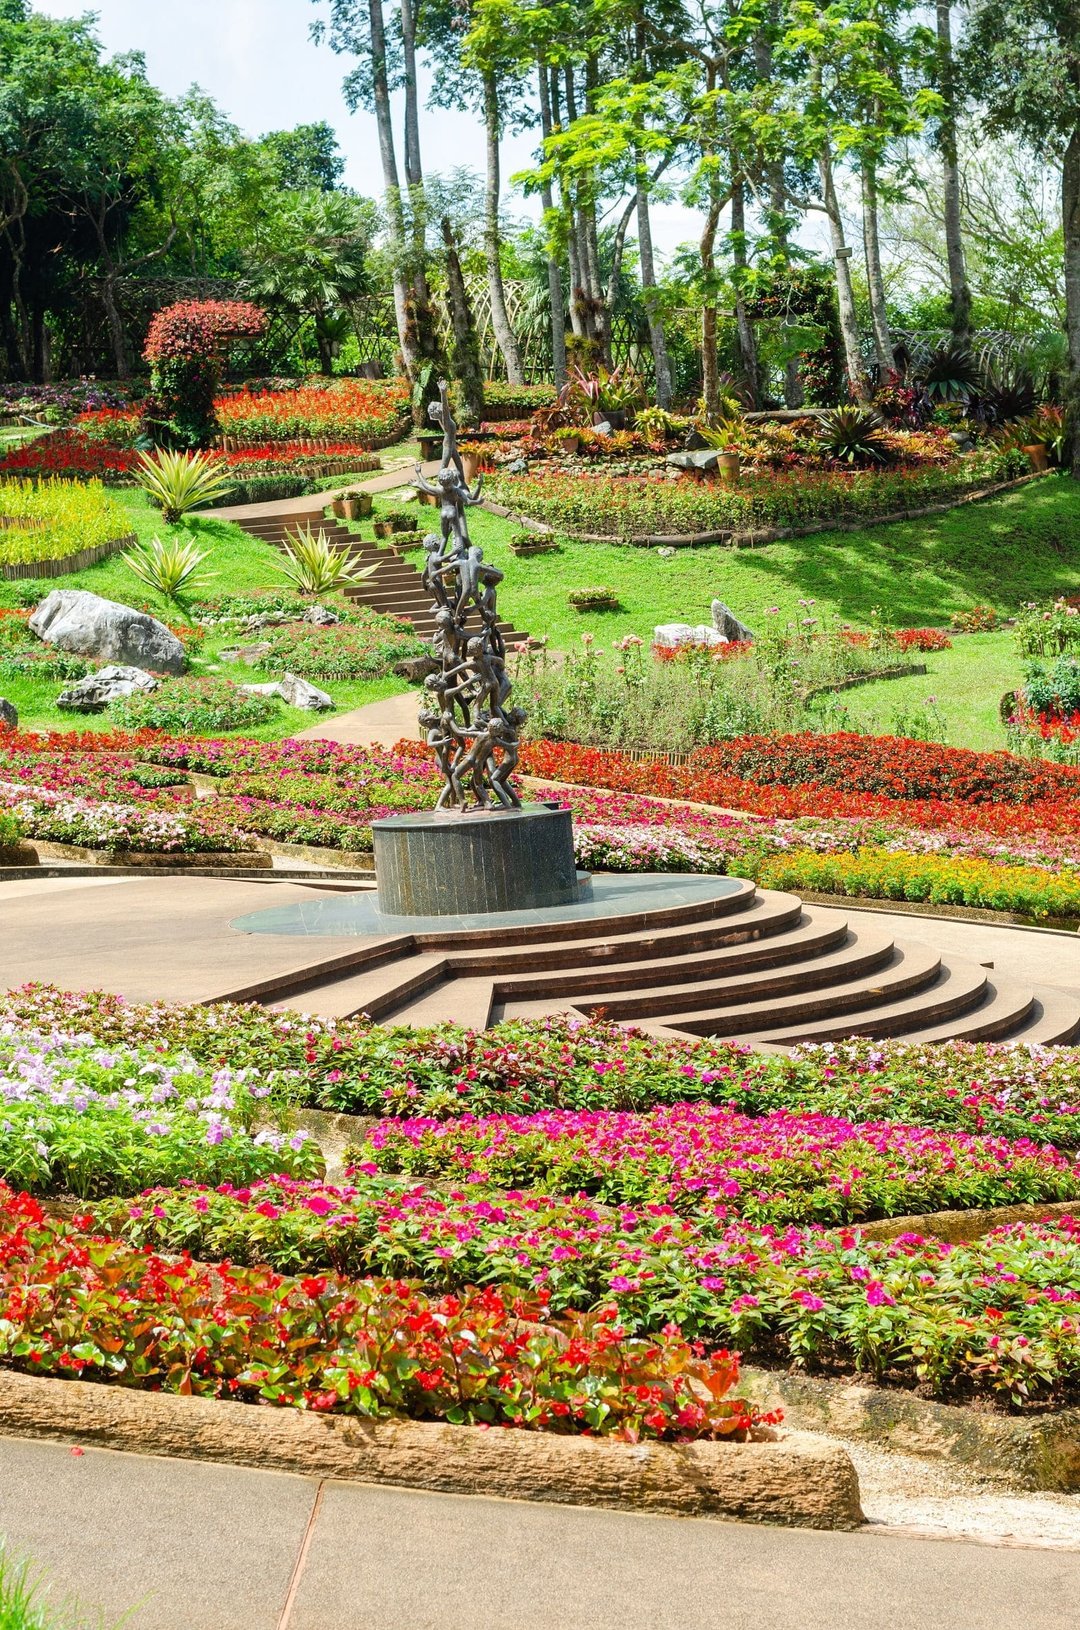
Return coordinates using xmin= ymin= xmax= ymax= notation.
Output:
xmin=0 ymin=1369 xmax=862 ymax=1530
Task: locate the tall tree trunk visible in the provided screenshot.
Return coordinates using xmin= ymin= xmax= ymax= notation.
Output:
xmin=368 ymin=0 xmax=417 ymax=375
xmin=699 ymin=63 xmax=721 ymax=418
xmin=753 ymin=26 xmax=804 ymax=407
xmin=1063 ymin=126 xmax=1080 ymax=477
xmin=537 ymin=61 xmax=567 ymax=384
xmin=482 ymin=70 xmax=524 ymax=384
xmin=818 ymin=136 xmax=869 ymax=401
xmin=861 ymin=152 xmax=893 ymax=380
xmin=636 ymin=173 xmax=671 ymax=407
xmin=441 ymin=216 xmax=485 ymax=423
xmin=399 ymin=0 xmax=440 ymax=375
xmin=936 ymin=0 xmax=971 ymax=344
xmin=730 ymin=165 xmax=759 ymax=406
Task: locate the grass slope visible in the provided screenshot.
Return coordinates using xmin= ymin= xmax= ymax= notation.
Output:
xmin=820 ymin=631 xmax=1016 ymax=751
xmin=474 ymin=477 xmax=1080 ymax=648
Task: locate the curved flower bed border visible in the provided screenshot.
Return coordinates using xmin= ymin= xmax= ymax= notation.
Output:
xmin=0 ymin=528 xmax=137 ymax=582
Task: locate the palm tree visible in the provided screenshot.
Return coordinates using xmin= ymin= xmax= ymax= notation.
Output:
xmin=243 ymin=189 xmax=373 ymax=371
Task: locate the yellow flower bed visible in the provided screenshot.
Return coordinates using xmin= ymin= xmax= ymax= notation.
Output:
xmin=0 ymin=478 xmax=130 ymax=565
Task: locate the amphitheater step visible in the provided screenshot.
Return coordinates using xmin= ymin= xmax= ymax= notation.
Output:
xmin=718 ymin=954 xmax=990 ymax=1045
xmin=384 ymin=976 xmax=495 ymax=1029
xmin=267 ymin=952 xmax=447 ymax=1020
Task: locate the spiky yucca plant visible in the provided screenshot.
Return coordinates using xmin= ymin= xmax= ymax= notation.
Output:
xmin=121 ymin=535 xmax=215 ymax=600
xmin=278 ymin=525 xmax=378 ymax=596
xmin=137 ymin=449 xmax=234 ymax=524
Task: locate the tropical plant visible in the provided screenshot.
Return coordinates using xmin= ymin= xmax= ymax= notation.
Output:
xmin=974 ymin=359 xmax=1037 ymax=424
xmin=994 ymin=406 xmax=1067 ymax=466
xmin=815 ymin=407 xmax=892 ymax=465
xmin=917 ymin=343 xmax=982 ymax=402
xmin=136 ymin=449 xmax=235 ymax=524
xmin=277 ymin=525 xmax=378 ymax=596
xmin=120 ymin=535 xmax=214 ymax=600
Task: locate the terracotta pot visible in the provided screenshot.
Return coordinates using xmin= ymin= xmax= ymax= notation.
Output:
xmin=559 ymin=435 xmax=581 ymax=456
xmin=718 ymin=451 xmax=741 ymax=483
xmin=373 ymin=519 xmax=393 ymax=538
xmin=331 ymin=499 xmax=346 ymax=518
xmin=462 ymin=453 xmax=480 ymax=484
xmin=1023 ymin=444 xmax=1049 ymax=472
xmin=343 ymin=499 xmax=359 ymax=521
xmin=355 ymin=492 xmax=374 ymax=516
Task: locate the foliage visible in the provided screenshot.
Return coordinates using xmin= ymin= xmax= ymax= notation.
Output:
xmin=136 ymin=449 xmax=235 ymax=524
xmin=568 ymin=587 xmax=620 ymax=612
xmin=0 ymin=781 xmax=256 ymax=855
xmin=110 ymin=678 xmax=279 ymax=734
xmin=261 ymin=616 xmax=425 ymax=680
xmin=216 ymin=380 xmax=409 ymax=444
xmin=0 ymin=1187 xmax=762 ymax=1439
xmin=120 ymin=534 xmax=214 ymax=600
xmin=277 ymin=525 xmax=378 ymax=596
xmin=815 ymin=407 xmax=892 ymax=466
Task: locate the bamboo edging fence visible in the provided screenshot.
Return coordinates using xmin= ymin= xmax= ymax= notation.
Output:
xmin=0 ymin=529 xmax=136 ymax=582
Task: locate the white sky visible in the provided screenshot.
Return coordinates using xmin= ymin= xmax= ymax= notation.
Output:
xmin=32 ymin=0 xmax=697 ymax=257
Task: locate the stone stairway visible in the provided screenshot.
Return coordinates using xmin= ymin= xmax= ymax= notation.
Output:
xmin=231 ymin=508 xmax=530 ymax=645
xmin=216 ymin=878 xmax=1080 ymax=1048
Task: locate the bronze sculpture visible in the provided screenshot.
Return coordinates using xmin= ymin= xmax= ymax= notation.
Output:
xmin=413 ymin=381 xmax=524 ymax=811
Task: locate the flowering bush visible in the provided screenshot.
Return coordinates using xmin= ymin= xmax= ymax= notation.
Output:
xmin=0 ymin=432 xmax=138 ymax=483
xmin=0 ymin=783 xmax=255 ymax=854
xmin=92 ymin=1176 xmax=1080 ymax=1407
xmin=358 ymin=1103 xmax=1080 ymax=1224
xmin=487 ymin=450 xmax=1027 ymax=538
xmin=0 ymin=1027 xmax=315 ymax=1194
xmin=0 ymin=1186 xmax=763 ymax=1438
xmin=216 ymin=379 xmax=409 ymax=445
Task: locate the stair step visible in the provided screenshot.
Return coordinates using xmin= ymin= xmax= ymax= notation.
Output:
xmin=268 ymin=952 xmax=447 ymax=1020
xmin=213 ymin=931 xmax=414 ymax=1006
xmin=719 ymin=955 xmax=989 ymax=1045
xmin=569 ymin=931 xmax=897 ymax=1021
xmin=663 ymin=941 xmax=951 ymax=1037
xmin=385 ymin=976 xmax=495 ymax=1029
xmin=486 ymin=913 xmax=849 ymax=998
xmin=447 ymin=892 xmax=807 ymax=975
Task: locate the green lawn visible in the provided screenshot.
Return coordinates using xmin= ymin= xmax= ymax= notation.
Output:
xmin=468 ymin=477 xmax=1080 ymax=649
xmin=820 ymin=632 xmax=1017 ymax=751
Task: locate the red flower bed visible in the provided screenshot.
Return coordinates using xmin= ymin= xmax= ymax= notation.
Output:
xmin=0 ymin=1184 xmax=764 ymax=1439
xmin=0 ymin=433 xmax=137 ymax=482
xmin=516 ymin=737 xmax=1080 ymax=839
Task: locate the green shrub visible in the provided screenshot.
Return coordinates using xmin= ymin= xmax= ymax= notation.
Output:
xmin=262 ymin=616 xmax=425 ymax=680
xmin=111 ymin=677 xmax=278 ymax=733
xmin=0 ymin=811 xmax=22 ymax=848
xmin=120 ymin=534 xmax=214 ymax=600
xmin=0 ymin=649 xmax=89 ymax=680
xmin=202 ymin=473 xmax=317 ymax=507
xmin=137 ymin=449 xmax=234 ymax=524
xmin=0 ymin=478 xmax=129 ymax=565
xmin=278 ymin=525 xmax=377 ymax=596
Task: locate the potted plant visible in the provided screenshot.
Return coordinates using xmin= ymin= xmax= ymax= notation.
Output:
xmin=386 ymin=507 xmax=415 ymax=532
xmin=569 ymin=586 xmax=620 ymax=612
xmin=330 ymin=497 xmax=346 ymax=519
xmin=509 ymin=529 xmax=559 ymax=557
xmin=460 ymin=441 xmax=483 ymax=483
xmin=372 ymin=515 xmax=394 ymax=539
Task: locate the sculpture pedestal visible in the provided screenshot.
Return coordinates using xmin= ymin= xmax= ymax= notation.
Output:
xmin=372 ymin=804 xmax=585 ymax=917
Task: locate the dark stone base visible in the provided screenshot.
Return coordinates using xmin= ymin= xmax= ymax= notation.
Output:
xmin=372 ymin=804 xmax=584 ymax=916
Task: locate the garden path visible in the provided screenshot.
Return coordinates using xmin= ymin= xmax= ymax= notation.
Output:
xmin=3 ymin=1432 xmax=1078 ymax=1630
xmin=205 ymin=459 xmax=441 ymax=524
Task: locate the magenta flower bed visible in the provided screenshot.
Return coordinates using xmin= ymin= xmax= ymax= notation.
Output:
xmin=359 ymin=1104 xmax=1080 ymax=1224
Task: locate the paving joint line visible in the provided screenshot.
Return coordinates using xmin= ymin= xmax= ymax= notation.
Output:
xmin=276 ymin=1476 xmax=325 ymax=1630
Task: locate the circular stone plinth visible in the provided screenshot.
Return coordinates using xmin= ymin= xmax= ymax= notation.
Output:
xmin=372 ymin=803 xmax=581 ymax=917
xmin=231 ymin=871 xmax=747 ymax=939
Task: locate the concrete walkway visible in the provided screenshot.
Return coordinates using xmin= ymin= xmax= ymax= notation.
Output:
xmin=2 ymin=1433 xmax=1077 ymax=1630
xmin=201 ymin=459 xmax=439 ymax=523
xmin=291 ymin=689 xmax=419 ymax=747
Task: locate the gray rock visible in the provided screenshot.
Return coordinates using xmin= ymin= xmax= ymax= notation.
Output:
xmin=238 ymin=642 xmax=273 ymax=667
xmin=711 ymin=599 xmax=755 ymax=643
xmin=29 ymin=590 xmax=185 ymax=675
xmin=0 ymin=696 xmax=17 ymax=729
xmin=666 ymin=449 xmax=722 ymax=474
xmin=304 ymin=603 xmax=340 ymax=627
xmin=241 ymin=612 xmax=288 ymax=631
xmin=653 ymin=622 xmax=727 ymax=650
xmin=393 ymin=654 xmax=440 ymax=682
xmin=56 ymin=664 xmax=158 ymax=714
xmin=505 ymin=458 xmax=529 ymax=475
xmin=239 ymin=682 xmax=283 ymax=698
xmin=279 ymin=672 xmax=333 ymax=711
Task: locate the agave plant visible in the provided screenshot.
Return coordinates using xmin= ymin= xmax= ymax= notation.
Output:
xmin=278 ymin=525 xmax=378 ymax=596
xmin=137 ymin=448 xmax=235 ymax=524
xmin=816 ymin=406 xmax=892 ymax=466
xmin=121 ymin=535 xmax=215 ymax=600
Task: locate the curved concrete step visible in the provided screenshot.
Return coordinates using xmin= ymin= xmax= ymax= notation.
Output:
xmin=667 ymin=941 xmax=951 ymax=1037
xmin=447 ymin=892 xmax=808 ymax=976
xmin=542 ymin=929 xmax=896 ymax=1020
xmin=268 ymin=952 xmax=447 ymax=1020
xmin=717 ymin=955 xmax=990 ymax=1045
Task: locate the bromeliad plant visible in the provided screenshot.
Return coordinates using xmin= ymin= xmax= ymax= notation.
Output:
xmin=120 ymin=534 xmax=215 ymax=601
xmin=277 ymin=525 xmax=378 ymax=596
xmin=136 ymin=448 xmax=235 ymax=523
